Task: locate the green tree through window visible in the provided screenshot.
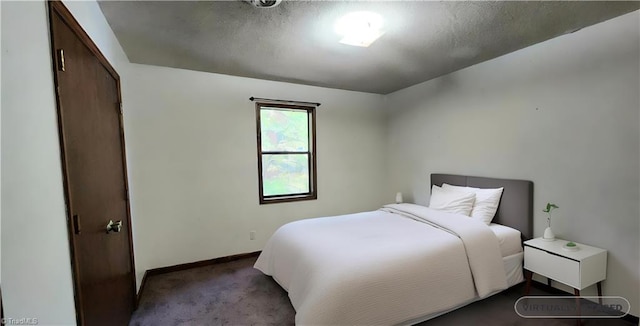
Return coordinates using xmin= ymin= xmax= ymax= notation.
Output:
xmin=256 ymin=103 xmax=316 ymax=204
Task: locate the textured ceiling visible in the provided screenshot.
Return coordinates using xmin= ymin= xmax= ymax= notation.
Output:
xmin=98 ymin=1 xmax=639 ymax=94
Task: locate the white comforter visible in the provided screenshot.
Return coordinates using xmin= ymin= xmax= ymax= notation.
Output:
xmin=254 ymin=204 xmax=508 ymax=325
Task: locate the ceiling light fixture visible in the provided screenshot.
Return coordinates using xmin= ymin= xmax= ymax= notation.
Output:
xmin=334 ymin=11 xmax=385 ymax=47
xmin=243 ymin=0 xmax=282 ymax=9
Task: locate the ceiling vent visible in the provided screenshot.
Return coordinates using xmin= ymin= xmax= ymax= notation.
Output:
xmin=244 ymin=0 xmax=282 ymax=8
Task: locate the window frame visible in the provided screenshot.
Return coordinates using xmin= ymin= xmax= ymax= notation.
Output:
xmin=255 ymin=102 xmax=317 ymax=204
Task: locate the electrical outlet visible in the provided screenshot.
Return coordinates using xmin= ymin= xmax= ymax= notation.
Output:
xmin=250 ymin=231 xmax=256 ymax=240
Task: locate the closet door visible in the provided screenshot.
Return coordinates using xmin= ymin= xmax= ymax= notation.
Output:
xmin=49 ymin=2 xmax=136 ymax=325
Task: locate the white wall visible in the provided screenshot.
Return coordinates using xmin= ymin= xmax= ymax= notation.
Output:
xmin=125 ymin=64 xmax=388 ymax=287
xmin=1 ymin=0 xmax=132 ymax=324
xmin=386 ymin=12 xmax=640 ymax=316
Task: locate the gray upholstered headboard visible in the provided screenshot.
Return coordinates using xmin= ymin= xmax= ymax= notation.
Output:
xmin=431 ymin=174 xmax=534 ymax=240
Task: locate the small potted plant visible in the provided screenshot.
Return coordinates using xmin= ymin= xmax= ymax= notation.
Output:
xmin=542 ymin=203 xmax=559 ymax=241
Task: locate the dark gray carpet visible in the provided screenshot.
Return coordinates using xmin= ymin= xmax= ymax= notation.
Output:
xmin=130 ymin=257 xmax=635 ymax=326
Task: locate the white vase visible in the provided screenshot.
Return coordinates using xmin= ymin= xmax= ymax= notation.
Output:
xmin=543 ymin=227 xmax=555 ymax=241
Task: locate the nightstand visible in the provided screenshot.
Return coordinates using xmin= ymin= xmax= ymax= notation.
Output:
xmin=523 ymin=238 xmax=607 ymax=298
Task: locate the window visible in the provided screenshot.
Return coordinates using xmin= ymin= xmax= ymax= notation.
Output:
xmin=256 ymin=102 xmax=317 ymax=204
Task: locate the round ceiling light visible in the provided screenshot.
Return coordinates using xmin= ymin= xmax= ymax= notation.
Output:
xmin=334 ymin=11 xmax=385 ymax=47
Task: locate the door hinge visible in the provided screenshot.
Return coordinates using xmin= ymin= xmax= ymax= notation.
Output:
xmin=57 ymin=49 xmax=66 ymax=72
xmin=72 ymin=214 xmax=81 ymax=235
xmin=118 ymin=102 xmax=123 ymax=115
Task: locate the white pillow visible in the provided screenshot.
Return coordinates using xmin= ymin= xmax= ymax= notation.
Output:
xmin=442 ymin=183 xmax=504 ymax=225
xmin=428 ymin=185 xmax=475 ymax=216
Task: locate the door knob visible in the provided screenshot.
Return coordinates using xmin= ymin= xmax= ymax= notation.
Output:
xmin=106 ymin=220 xmax=123 ymax=234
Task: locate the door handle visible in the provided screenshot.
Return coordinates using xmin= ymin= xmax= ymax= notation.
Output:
xmin=106 ymin=220 xmax=123 ymax=234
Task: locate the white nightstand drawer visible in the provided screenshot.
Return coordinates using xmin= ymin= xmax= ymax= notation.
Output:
xmin=524 ymin=246 xmax=580 ymax=288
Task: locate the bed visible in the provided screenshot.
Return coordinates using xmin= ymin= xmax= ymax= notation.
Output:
xmin=254 ymin=173 xmax=533 ymax=325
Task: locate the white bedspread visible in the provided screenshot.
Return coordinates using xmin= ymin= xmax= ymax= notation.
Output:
xmin=254 ymin=203 xmax=508 ymax=325
xmin=489 ymin=223 xmax=523 ymax=257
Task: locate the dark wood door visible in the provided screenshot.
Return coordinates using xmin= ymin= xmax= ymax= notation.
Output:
xmin=48 ymin=2 xmax=136 ymax=325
